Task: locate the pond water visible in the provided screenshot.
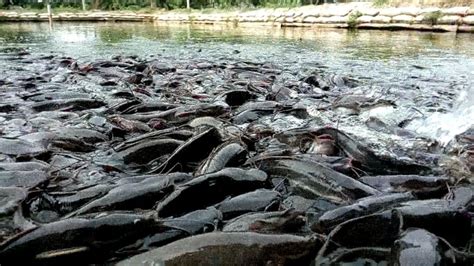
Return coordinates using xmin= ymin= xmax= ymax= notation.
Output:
xmin=1 ymin=22 xmax=473 ymax=144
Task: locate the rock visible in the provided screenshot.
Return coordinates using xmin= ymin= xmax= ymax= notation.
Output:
xmin=438 ymin=15 xmax=461 ymax=25
xmin=326 ymin=16 xmax=348 ymax=24
xmin=462 ymin=15 xmax=474 ymax=25
xmin=378 ymin=8 xmax=403 ymax=17
xmin=357 ymin=15 xmax=374 ymax=23
xmin=392 ymin=14 xmax=414 ymax=24
xmin=371 ymin=15 xmax=392 ymax=24
xmin=303 ymin=16 xmax=318 ymax=23
xmin=354 ymin=7 xmax=379 ymax=17
xmin=419 ymin=7 xmax=441 ymax=16
xmin=442 ymin=7 xmax=469 ymax=16
xmin=320 ymin=5 xmax=352 ymax=17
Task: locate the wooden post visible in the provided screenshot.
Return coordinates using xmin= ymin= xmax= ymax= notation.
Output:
xmin=82 ymin=0 xmax=86 ymax=11
xmin=186 ymin=0 xmax=190 ymax=9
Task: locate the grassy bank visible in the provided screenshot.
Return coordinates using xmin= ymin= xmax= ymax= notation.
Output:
xmin=2 ymin=1 xmax=473 ymax=13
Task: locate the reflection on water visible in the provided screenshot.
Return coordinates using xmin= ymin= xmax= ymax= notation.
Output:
xmin=1 ymin=22 xmax=473 ymax=142
xmin=1 ymin=22 xmax=474 ymax=59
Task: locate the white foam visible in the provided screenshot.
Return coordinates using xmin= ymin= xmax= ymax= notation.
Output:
xmin=408 ymin=86 xmax=474 ymax=146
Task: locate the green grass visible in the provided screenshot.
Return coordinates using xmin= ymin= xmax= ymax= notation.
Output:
xmin=348 ymin=11 xmax=362 ymax=29
xmin=423 ymin=11 xmax=442 ymax=25
xmin=373 ymin=0 xmax=389 ymax=7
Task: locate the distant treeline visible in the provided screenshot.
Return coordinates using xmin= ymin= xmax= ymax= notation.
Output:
xmin=1 ymin=0 xmax=343 ymax=10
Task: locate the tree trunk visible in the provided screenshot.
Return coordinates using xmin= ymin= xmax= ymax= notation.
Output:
xmin=150 ymin=0 xmax=156 ymax=9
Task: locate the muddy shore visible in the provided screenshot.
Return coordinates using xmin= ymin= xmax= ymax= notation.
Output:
xmin=1 ymin=3 xmax=474 ymax=33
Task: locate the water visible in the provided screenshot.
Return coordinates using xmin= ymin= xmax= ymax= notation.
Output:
xmin=408 ymin=86 xmax=474 ymax=145
xmin=1 ymin=22 xmax=473 ymax=144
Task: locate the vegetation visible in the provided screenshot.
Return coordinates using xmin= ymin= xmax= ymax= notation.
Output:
xmin=1 ymin=0 xmax=326 ymax=10
xmin=347 ymin=10 xmax=361 ymax=29
xmin=373 ymin=0 xmax=389 ymax=7
xmin=423 ymin=10 xmax=442 ymax=25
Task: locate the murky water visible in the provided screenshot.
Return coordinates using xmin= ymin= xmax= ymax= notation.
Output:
xmin=1 ymin=22 xmax=473 ymax=144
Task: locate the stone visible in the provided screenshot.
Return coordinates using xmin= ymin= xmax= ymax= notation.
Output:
xmin=419 ymin=7 xmax=441 ymax=16
xmin=458 ymin=25 xmax=474 ymax=33
xmin=354 ymin=7 xmax=379 ymax=17
xmin=413 ymin=15 xmax=426 ymax=24
xmin=320 ymin=6 xmax=352 ymax=17
xmin=303 ymin=16 xmax=318 ymax=23
xmin=301 ymin=6 xmax=322 ymax=17
xmin=275 ymin=16 xmax=285 ymax=23
xmin=392 ymin=15 xmax=414 ymax=24
xmin=328 ymin=16 xmax=348 ymax=24
xmin=379 ymin=7 xmax=419 ymax=17
xmin=433 ymin=25 xmax=458 ymax=32
xmin=371 ymin=16 xmax=392 ymax=24
xmin=462 ymin=15 xmax=474 ymax=25
xmin=285 ymin=16 xmax=296 ymax=23
xmin=357 ymin=15 xmax=374 ymax=24
xmin=438 ymin=15 xmax=461 ymax=25
xmin=442 ymin=7 xmax=469 ymax=16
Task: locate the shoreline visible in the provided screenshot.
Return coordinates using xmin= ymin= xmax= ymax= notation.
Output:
xmin=1 ymin=3 xmax=474 ymax=33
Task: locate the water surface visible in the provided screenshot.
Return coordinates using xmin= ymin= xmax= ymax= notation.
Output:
xmin=1 ymin=22 xmax=473 ymax=143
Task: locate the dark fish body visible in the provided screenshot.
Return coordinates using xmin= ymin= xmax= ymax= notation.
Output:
xmin=394 ymin=199 xmax=471 ymax=247
xmin=360 ymin=175 xmax=449 ymax=198
xmin=66 ymin=175 xmax=178 ymax=217
xmin=313 ymin=192 xmax=414 ymax=233
xmin=117 ymin=232 xmax=322 ymax=266
xmin=317 ymin=211 xmax=402 ymax=261
xmin=117 ymin=138 xmax=183 ymax=165
xmin=151 ymin=127 xmax=223 ymax=173
xmin=0 ymin=213 xmax=160 ymax=265
xmin=196 ymin=141 xmax=247 ymax=175
xmin=217 ymin=189 xmax=281 ymax=220
xmin=156 ymin=168 xmax=269 ymax=218
xmin=122 ymin=207 xmax=222 ymax=252
xmin=314 ymin=127 xmax=431 ymax=175
xmin=223 ymin=209 xmax=306 ymax=233
xmin=31 ymin=98 xmax=105 ymax=112
xmin=257 ymin=157 xmax=379 ymax=203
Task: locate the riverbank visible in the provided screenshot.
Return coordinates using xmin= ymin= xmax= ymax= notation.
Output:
xmin=1 ymin=3 xmax=474 ymax=32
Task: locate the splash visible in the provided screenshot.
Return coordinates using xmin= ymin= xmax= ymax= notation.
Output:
xmin=408 ymin=86 xmax=474 ymax=146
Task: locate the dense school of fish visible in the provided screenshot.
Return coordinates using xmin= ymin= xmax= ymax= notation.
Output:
xmin=0 ymin=48 xmax=472 ymax=265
